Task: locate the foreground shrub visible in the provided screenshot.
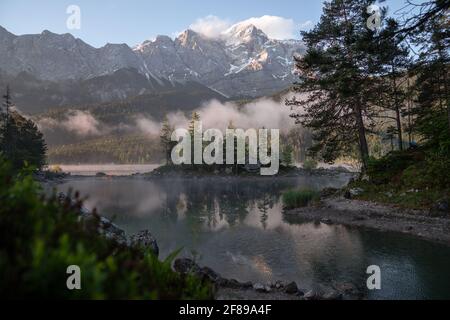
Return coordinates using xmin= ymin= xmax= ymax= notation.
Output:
xmin=282 ymin=188 xmax=320 ymax=209
xmin=0 ymin=157 xmax=212 ymax=299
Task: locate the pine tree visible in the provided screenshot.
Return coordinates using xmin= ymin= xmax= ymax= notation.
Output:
xmin=160 ymin=116 xmax=173 ymax=165
xmin=281 ymin=144 xmax=294 ymax=167
xmin=287 ymin=0 xmax=384 ymax=171
xmin=413 ymin=15 xmax=449 ymax=140
xmin=188 ymin=111 xmax=201 ymax=165
xmin=0 ymin=86 xmax=13 ymax=161
xmin=376 ymin=18 xmax=412 ymax=151
xmin=1 ymin=87 xmax=47 ymax=170
xmin=188 ymin=111 xmax=201 ymax=138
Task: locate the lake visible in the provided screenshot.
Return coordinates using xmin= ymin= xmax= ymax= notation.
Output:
xmin=53 ymin=173 xmax=450 ymax=300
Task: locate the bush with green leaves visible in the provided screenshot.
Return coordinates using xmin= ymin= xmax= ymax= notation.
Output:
xmin=366 ymin=150 xmax=421 ymax=185
xmin=282 ymin=188 xmax=320 ymax=209
xmin=303 ymin=158 xmax=318 ymax=171
xmin=0 ymin=157 xmax=213 ymax=299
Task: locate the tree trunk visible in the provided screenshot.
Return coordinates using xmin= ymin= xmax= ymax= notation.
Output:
xmin=354 ymin=104 xmax=369 ymax=171
xmin=392 ymin=75 xmax=403 ymax=151
xmin=447 ymin=104 xmax=450 ymax=133
xmin=395 ymin=106 xmax=403 ymax=151
xmin=407 ymin=79 xmax=413 ymax=144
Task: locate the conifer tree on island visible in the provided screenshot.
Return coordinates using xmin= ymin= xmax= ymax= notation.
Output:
xmin=160 ymin=116 xmax=174 ymax=165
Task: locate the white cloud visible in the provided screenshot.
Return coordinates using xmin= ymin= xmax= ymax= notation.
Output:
xmin=63 ymin=110 xmax=101 ymax=136
xmin=189 ymin=15 xmax=232 ymax=38
xmin=299 ymin=20 xmax=314 ymax=30
xmin=136 ymin=116 xmax=161 ymax=136
xmin=38 ymin=110 xmax=102 ymax=137
xmin=163 ymin=92 xmax=303 ymax=134
xmin=187 ymin=15 xmax=304 ymax=40
xmin=235 ymin=15 xmax=297 ymax=40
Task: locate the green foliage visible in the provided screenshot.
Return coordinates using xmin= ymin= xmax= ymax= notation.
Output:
xmin=0 ymin=156 xmax=212 ymax=299
xmin=281 ymin=145 xmax=294 ymax=167
xmin=48 ymin=134 xmax=163 ymax=164
xmin=347 ymin=179 xmax=445 ymax=209
xmin=1 ymin=87 xmax=47 ymax=170
xmin=0 ymin=115 xmax=47 ymax=171
xmin=160 ymin=117 xmax=175 ymax=165
xmin=352 ymin=148 xmax=450 ymax=209
xmin=303 ymin=158 xmax=318 ymax=171
xmin=366 ymin=150 xmax=420 ymax=185
xmin=282 ymin=188 xmax=320 ymax=209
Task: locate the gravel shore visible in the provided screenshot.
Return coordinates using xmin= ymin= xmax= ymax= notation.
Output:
xmin=284 ymin=196 xmax=450 ymax=246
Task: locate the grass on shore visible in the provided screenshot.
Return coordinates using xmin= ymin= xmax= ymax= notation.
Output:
xmin=282 ymin=188 xmax=320 ymax=209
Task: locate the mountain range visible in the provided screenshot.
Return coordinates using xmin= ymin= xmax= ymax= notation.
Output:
xmin=0 ymin=23 xmax=304 ymax=103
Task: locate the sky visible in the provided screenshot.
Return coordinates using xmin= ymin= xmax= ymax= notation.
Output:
xmin=0 ymin=0 xmax=415 ymax=48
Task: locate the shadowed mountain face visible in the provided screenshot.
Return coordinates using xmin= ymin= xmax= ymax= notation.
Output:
xmin=0 ymin=68 xmax=227 ymax=115
xmin=0 ymin=24 xmax=305 ymax=99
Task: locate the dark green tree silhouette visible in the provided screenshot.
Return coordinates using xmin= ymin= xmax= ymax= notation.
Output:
xmin=0 ymin=86 xmax=47 ymax=170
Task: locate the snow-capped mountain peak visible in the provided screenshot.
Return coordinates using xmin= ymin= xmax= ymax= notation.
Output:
xmin=222 ymin=23 xmax=268 ymax=45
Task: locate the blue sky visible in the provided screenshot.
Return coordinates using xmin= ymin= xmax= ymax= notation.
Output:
xmin=0 ymin=0 xmax=414 ymax=48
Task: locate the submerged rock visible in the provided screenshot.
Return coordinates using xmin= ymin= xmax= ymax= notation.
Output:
xmin=173 ymin=258 xmax=200 ymax=275
xmin=98 ymin=217 xmax=128 ymax=245
xmin=321 ymin=188 xmax=339 ymax=198
xmin=344 ymin=188 xmax=364 ymax=199
xmin=304 ymin=290 xmax=320 ymax=300
xmin=284 ymin=282 xmax=299 ymax=295
xmin=322 ymin=289 xmax=343 ymax=300
xmin=95 ymin=172 xmax=107 ymax=177
xmin=430 ymin=199 xmax=450 ymax=217
xmin=253 ymin=283 xmax=267 ymax=292
xmin=128 ymin=230 xmax=159 ymax=257
xmin=174 ymin=258 xmax=232 ymax=285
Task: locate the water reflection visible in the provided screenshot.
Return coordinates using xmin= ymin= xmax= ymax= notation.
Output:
xmin=54 ymin=175 xmax=450 ymax=300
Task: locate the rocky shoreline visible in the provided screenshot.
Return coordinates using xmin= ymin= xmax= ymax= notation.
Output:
xmin=58 ymin=193 xmax=160 ymax=256
xmin=144 ymin=165 xmax=355 ymax=179
xmin=173 ymin=258 xmax=362 ymax=300
xmin=284 ymin=194 xmax=450 ymax=246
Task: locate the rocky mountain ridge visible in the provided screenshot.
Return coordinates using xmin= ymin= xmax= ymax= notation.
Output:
xmin=0 ymin=24 xmax=304 ymax=98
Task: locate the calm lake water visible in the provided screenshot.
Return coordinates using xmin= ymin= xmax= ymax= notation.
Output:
xmin=53 ymin=174 xmax=450 ymax=300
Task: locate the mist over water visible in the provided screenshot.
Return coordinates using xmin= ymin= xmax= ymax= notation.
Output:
xmin=37 ymin=94 xmax=303 ymax=140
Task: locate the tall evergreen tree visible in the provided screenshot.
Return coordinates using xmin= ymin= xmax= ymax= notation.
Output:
xmin=0 ymin=87 xmax=47 ymax=170
xmin=160 ymin=116 xmax=174 ymax=165
xmin=287 ymin=0 xmax=385 ymax=171
xmin=397 ymin=4 xmax=449 ymax=156
xmin=1 ymin=86 xmax=13 ymax=160
xmin=188 ymin=111 xmax=201 ymax=137
xmin=188 ymin=111 xmax=201 ymax=165
xmin=377 ymin=18 xmax=412 ymax=150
